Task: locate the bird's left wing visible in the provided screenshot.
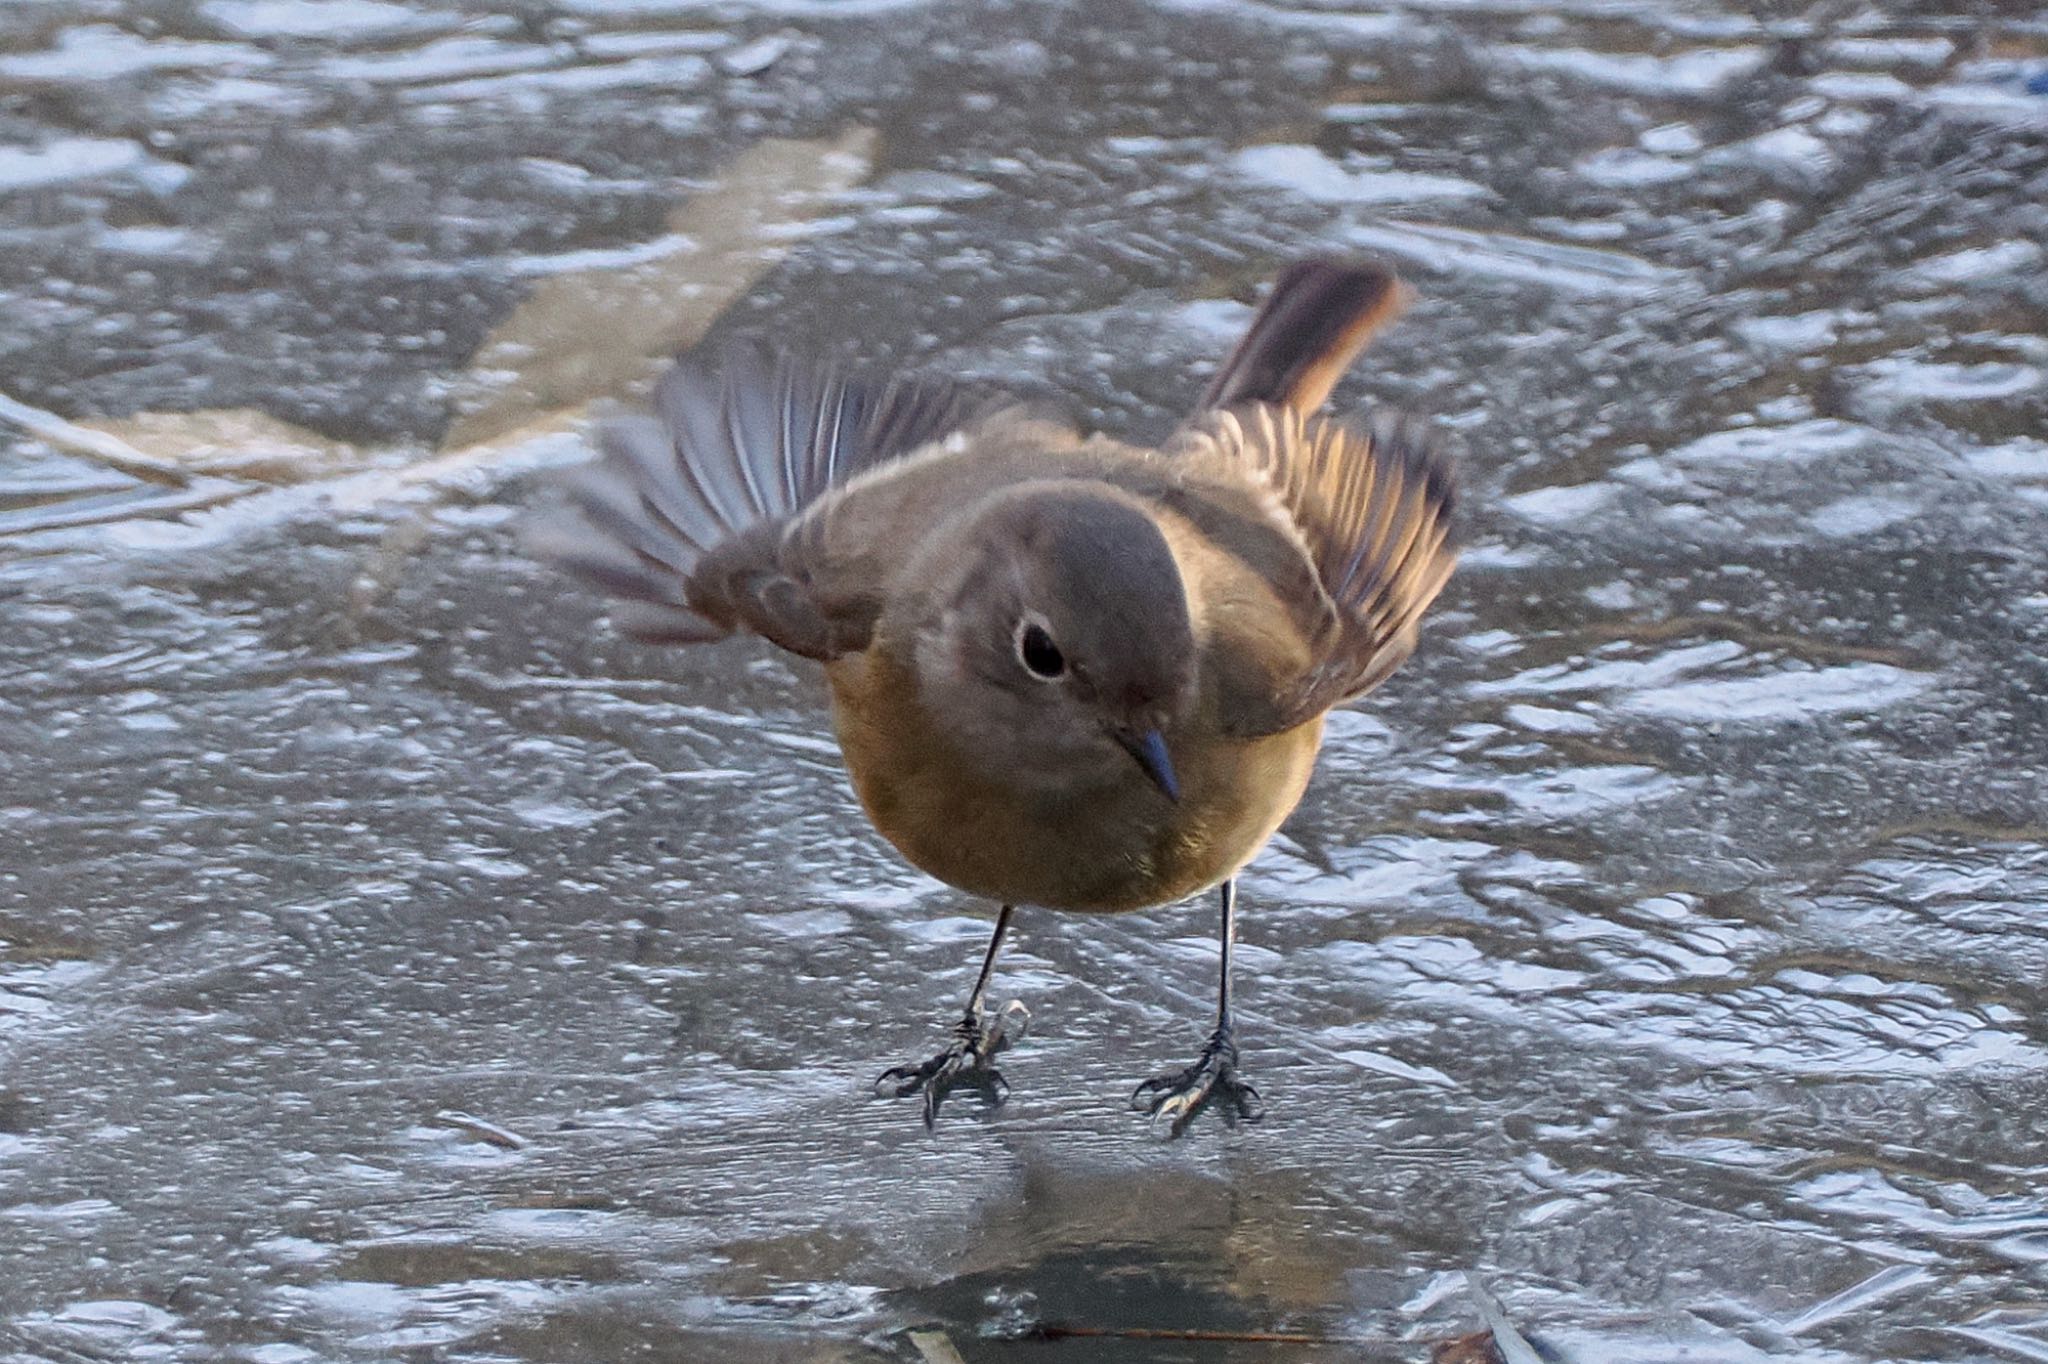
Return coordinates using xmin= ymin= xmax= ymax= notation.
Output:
xmin=1172 ymin=402 xmax=1458 ymax=734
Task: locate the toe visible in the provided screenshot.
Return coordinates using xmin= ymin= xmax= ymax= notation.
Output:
xmin=1150 ymin=1082 xmax=1213 ymax=1134
xmin=1129 ymin=1075 xmax=1170 ymax=1109
xmin=1129 ymin=1046 xmax=1264 ymax=1133
xmin=881 ymin=1035 xmax=1013 ymax=1128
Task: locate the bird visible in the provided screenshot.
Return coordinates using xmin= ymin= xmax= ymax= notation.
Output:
xmin=528 ymin=258 xmax=1458 ymax=1133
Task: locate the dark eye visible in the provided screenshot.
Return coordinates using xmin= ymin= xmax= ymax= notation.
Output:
xmin=1016 ymin=620 xmax=1066 ymax=679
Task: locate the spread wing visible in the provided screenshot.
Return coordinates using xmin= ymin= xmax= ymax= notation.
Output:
xmin=1175 ymin=402 xmax=1458 ymax=733
xmin=527 ymin=348 xmax=1008 ymax=658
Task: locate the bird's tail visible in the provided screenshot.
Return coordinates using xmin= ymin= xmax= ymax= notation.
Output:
xmin=1198 ymin=259 xmax=1409 ymax=415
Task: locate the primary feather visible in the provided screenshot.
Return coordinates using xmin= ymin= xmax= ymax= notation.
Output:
xmin=528 ymin=348 xmax=1001 ymax=648
xmin=1173 ymin=402 xmax=1457 ymax=729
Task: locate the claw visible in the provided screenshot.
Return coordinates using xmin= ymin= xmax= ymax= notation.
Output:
xmin=1130 ymin=1024 xmax=1263 ymax=1135
xmin=874 ymin=1000 xmax=1028 ymax=1128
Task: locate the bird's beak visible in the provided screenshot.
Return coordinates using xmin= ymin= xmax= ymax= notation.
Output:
xmin=1117 ymin=728 xmax=1181 ymax=802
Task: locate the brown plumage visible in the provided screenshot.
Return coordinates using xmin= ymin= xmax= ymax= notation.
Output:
xmin=530 ymin=258 xmax=1458 ymax=1131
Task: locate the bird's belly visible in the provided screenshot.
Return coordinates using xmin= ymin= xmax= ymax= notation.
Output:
xmin=826 ymin=662 xmax=1321 ymax=912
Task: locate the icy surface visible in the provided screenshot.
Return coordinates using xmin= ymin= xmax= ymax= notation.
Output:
xmin=3 ymin=0 xmax=2047 ymax=1360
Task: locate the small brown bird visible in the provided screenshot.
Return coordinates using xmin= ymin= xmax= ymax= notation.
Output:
xmin=531 ymin=259 xmax=1457 ymax=1131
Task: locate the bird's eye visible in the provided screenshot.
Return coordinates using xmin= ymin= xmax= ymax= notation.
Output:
xmin=1015 ymin=619 xmax=1066 ymax=680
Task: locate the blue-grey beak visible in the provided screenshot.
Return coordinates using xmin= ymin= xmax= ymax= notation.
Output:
xmin=1118 ymin=728 xmax=1181 ymax=802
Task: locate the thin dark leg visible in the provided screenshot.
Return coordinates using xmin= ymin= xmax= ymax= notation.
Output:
xmin=1130 ymin=879 xmax=1264 ymax=1133
xmin=875 ymin=905 xmax=1024 ymax=1128
xmin=964 ymin=902 xmax=1013 ymax=1016
xmin=1215 ymin=876 xmax=1237 ymax=1025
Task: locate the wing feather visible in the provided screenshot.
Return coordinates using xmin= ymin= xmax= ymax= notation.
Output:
xmin=529 ymin=348 xmax=1005 ymax=655
xmin=1178 ymin=403 xmax=1457 ymax=731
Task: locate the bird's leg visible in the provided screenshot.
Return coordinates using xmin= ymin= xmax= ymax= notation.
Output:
xmin=874 ymin=904 xmax=1026 ymax=1128
xmin=1131 ymin=878 xmax=1264 ymax=1133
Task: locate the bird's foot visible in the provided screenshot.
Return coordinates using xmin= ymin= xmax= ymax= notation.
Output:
xmin=874 ymin=999 xmax=1028 ymax=1129
xmin=1130 ymin=1021 xmax=1263 ymax=1134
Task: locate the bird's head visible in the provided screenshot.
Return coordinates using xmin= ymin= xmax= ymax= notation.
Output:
xmin=908 ymin=482 xmax=1196 ymax=800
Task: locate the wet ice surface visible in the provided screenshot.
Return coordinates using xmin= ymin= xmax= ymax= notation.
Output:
xmin=3 ymin=1 xmax=2048 ymax=1361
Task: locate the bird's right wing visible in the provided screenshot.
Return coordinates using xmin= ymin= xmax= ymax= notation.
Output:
xmin=1172 ymin=402 xmax=1458 ymax=734
xmin=528 ymin=349 xmax=1012 ymax=659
